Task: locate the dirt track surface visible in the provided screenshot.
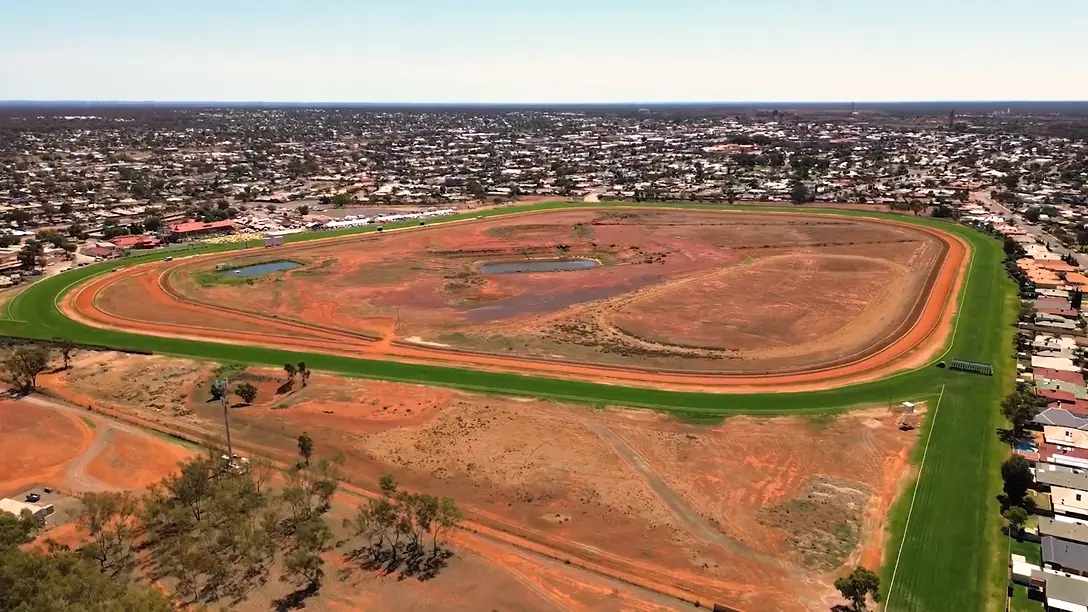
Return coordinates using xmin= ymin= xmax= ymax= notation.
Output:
xmin=61 ymin=209 xmax=969 ymax=392
xmin=33 ymin=354 xmax=921 ymax=611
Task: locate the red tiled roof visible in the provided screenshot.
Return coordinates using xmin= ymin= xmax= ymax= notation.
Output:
xmin=1039 ymin=389 xmax=1078 ymax=404
xmin=109 ymin=234 xmax=160 ymax=248
xmin=1039 ymin=441 xmax=1088 ymax=463
xmin=1036 ymin=368 xmax=1087 ymax=386
xmin=169 ymin=220 xmax=235 ymax=234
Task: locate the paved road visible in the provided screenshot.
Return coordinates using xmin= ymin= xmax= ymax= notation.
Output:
xmin=974 ymin=190 xmax=1088 ymax=269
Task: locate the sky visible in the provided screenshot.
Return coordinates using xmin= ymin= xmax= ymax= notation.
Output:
xmin=3 ymin=0 xmax=1086 ymax=103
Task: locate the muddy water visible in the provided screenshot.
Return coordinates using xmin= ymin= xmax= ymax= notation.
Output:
xmin=480 ymin=259 xmax=599 ymax=274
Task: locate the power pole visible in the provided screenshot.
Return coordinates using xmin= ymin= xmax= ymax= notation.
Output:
xmin=220 ymin=377 xmax=233 ymax=460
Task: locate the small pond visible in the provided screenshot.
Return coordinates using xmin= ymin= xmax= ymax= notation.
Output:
xmin=480 ymin=259 xmax=599 ymax=275
xmin=226 ymin=260 xmax=303 ymax=277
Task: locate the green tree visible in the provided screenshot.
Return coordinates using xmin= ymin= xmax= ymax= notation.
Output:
xmin=77 ymin=491 xmax=140 ymax=576
xmin=67 ymin=222 xmax=85 ymax=239
xmin=1 ymin=345 xmax=51 ymax=392
xmin=298 ymin=432 xmax=314 ymax=466
xmin=284 ymin=362 xmax=298 ymax=381
xmin=1002 ymin=455 xmax=1033 ymax=506
xmin=434 ymin=497 xmax=462 ymax=555
xmin=1018 ymin=300 xmax=1036 ymax=322
xmin=834 ymin=567 xmax=881 ymax=612
xmin=144 ymin=215 xmax=162 ymax=232
xmin=297 ymin=205 xmax=310 ymax=216
xmin=0 ymin=546 xmax=174 ymax=611
xmin=235 ymin=381 xmax=258 ymax=405
xmin=0 ymin=509 xmax=42 ymax=548
xmin=791 ymin=181 xmax=810 ymax=204
xmin=297 ymin=361 xmax=310 ymax=387
xmin=59 ymin=201 xmax=73 ymax=214
xmin=58 ymin=338 xmax=75 ymax=369
xmin=1003 ymin=506 xmax=1030 ymax=534
xmin=17 ymin=239 xmax=43 ymax=270
xmin=1002 ymin=389 xmax=1040 ymax=438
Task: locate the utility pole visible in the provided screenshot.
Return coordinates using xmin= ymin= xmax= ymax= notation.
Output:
xmin=219 ymin=377 xmax=233 ymax=460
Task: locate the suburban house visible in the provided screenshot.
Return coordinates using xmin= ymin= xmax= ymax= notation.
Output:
xmin=1036 ymin=467 xmax=1088 ymax=517
xmin=1040 ymin=517 xmax=1088 ymax=546
xmin=1043 ymin=536 xmax=1088 ymax=578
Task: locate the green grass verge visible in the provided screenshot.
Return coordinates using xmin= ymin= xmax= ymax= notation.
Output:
xmin=2 ymin=201 xmax=1016 ymax=611
xmin=80 ymin=416 xmax=96 ymax=430
xmin=1010 ymin=584 xmax=1045 ymax=612
xmin=1010 ymin=538 xmax=1041 ymax=566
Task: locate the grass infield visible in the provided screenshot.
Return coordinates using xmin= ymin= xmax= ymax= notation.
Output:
xmin=3 ymin=202 xmax=1014 ymax=611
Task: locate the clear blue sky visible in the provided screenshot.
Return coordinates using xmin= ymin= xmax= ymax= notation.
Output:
xmin=3 ymin=0 xmax=1085 ymax=103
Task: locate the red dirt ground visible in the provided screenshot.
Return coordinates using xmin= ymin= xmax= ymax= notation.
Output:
xmin=36 ymin=354 xmax=922 ymax=611
xmin=61 ymin=208 xmax=969 ymax=392
xmin=85 ymin=429 xmax=192 ymax=491
xmin=0 ymin=400 xmax=93 ymax=496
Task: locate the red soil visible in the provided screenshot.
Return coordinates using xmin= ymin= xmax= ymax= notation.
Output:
xmin=0 ymin=400 xmax=94 ymax=496
xmin=85 ymin=429 xmax=192 ymax=491
xmin=61 ymin=209 xmax=969 ymax=393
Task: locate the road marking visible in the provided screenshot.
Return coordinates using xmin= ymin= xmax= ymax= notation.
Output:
xmin=885 ymin=383 xmax=946 ymax=611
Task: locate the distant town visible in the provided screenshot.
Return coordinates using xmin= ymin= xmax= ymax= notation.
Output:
xmin=1 ymin=104 xmax=1087 ymax=285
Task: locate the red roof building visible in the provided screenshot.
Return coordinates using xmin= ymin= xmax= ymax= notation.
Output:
xmin=109 ymin=234 xmax=161 ymax=249
xmin=1039 ymin=389 xmax=1078 ymax=404
xmin=1036 ymin=368 xmax=1087 ymax=387
xmin=168 ymin=220 xmax=236 ymax=238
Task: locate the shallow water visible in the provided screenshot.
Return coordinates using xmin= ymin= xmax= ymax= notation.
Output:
xmin=480 ymin=259 xmax=598 ymax=274
xmin=227 ymin=261 xmax=303 ymax=277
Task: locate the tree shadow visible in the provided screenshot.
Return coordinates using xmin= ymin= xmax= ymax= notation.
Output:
xmin=344 ymin=544 xmax=453 ymax=583
xmin=273 ymin=581 xmax=320 ymax=611
xmin=997 ymin=428 xmax=1018 ymax=446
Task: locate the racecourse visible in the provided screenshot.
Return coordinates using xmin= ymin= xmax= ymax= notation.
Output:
xmin=2 ymin=201 xmax=1014 ymax=611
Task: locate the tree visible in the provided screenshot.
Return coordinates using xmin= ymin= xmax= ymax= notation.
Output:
xmin=0 ymin=546 xmax=174 ymax=611
xmin=908 ymin=199 xmax=926 ymax=216
xmin=1002 ymin=388 xmax=1040 ymax=438
xmin=0 ymin=509 xmax=42 ymax=548
xmin=1024 ymin=207 xmax=1041 ymax=223
xmin=834 ymin=567 xmax=881 ymax=612
xmin=298 ymin=432 xmax=314 ymax=466
xmin=1003 ymin=506 xmax=1030 ymax=534
xmin=58 ymin=338 xmax=75 ymax=369
xmin=284 ymin=362 xmax=298 ymax=381
xmin=77 ymin=491 xmax=140 ymax=576
xmin=1 ymin=345 xmax=51 ymax=392
xmin=17 ymin=239 xmax=43 ymax=270
xmin=144 ymin=215 xmax=162 ymax=232
xmin=67 ymin=222 xmax=85 ymax=239
xmin=297 ymin=205 xmax=310 ymax=216
xmin=209 ymin=378 xmax=227 ymax=401
xmin=379 ymin=473 xmax=397 ymax=498
xmin=791 ymin=182 xmax=810 ymax=204
xmin=266 ymin=204 xmax=276 ymax=213
xmin=433 ymin=497 xmax=462 ymax=555
xmin=297 ymin=361 xmax=310 ymax=387
xmin=1018 ymin=300 xmax=1036 ymax=323
xmin=1002 ymin=455 xmax=1033 ymax=506
xmin=59 ymin=201 xmax=73 ymax=214
xmin=235 ymin=381 xmax=258 ymax=405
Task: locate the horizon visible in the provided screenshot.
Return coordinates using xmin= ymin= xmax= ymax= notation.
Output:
xmin=4 ymin=0 xmax=1086 ymax=102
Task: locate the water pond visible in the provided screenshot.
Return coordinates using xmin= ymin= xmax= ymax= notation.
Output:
xmin=226 ymin=260 xmax=303 ymax=277
xmin=480 ymin=259 xmax=599 ymax=274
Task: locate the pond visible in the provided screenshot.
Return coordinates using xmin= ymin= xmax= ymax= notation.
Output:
xmin=226 ymin=261 xmax=303 ymax=277
xmin=480 ymin=259 xmax=599 ymax=275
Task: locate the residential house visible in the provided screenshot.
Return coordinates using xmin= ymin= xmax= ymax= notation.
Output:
xmin=1044 ymin=536 xmax=1088 ymax=578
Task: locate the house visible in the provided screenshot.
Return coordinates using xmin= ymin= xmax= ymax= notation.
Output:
xmin=1033 ymin=356 xmax=1082 ymax=373
xmin=1039 ymin=571 xmax=1088 ymax=612
xmin=1040 ymin=518 xmax=1088 ymax=545
xmin=1036 ymin=368 xmax=1087 ymax=387
xmin=1044 ymin=536 xmax=1088 ymax=577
